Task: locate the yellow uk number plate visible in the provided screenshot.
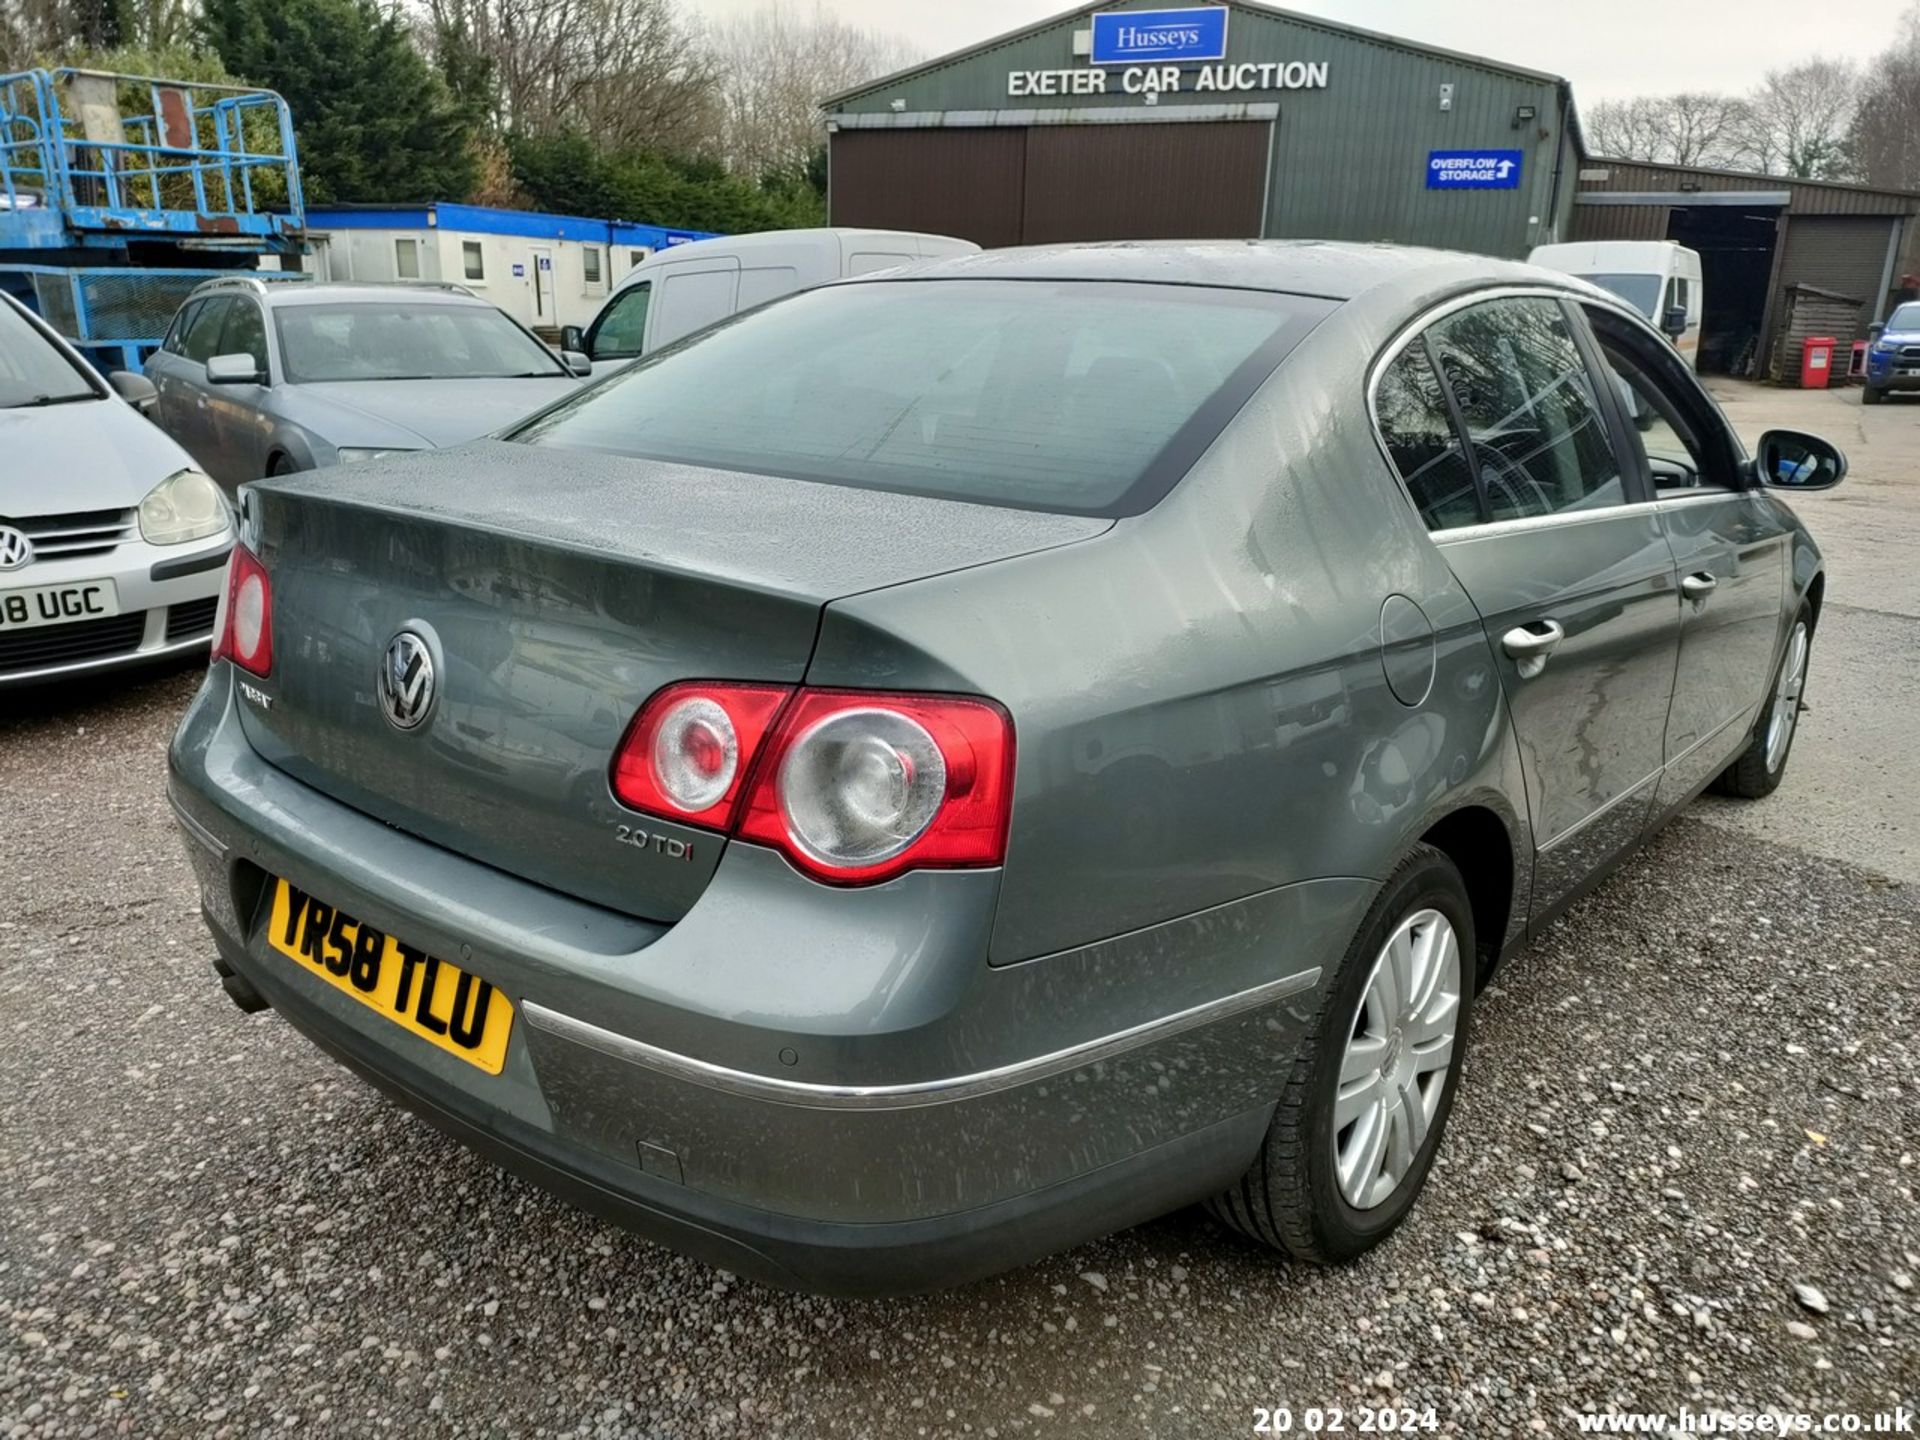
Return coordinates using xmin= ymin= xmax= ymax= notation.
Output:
xmin=267 ymin=879 xmax=514 ymax=1075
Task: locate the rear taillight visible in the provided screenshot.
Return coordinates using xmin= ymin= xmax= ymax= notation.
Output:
xmin=611 ymin=681 xmax=791 ymax=827
xmin=211 ymin=544 xmax=273 ymax=677
xmin=610 ymin=684 xmax=1014 ymax=886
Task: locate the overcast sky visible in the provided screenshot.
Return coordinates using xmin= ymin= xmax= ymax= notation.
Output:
xmin=693 ymin=0 xmax=1908 ymax=103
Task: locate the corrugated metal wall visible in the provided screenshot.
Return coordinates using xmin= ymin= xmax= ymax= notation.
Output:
xmin=1570 ymin=204 xmax=1670 ymax=241
xmin=827 ymin=0 xmax=1575 ymax=258
xmin=1579 ymin=159 xmax=1920 ymax=218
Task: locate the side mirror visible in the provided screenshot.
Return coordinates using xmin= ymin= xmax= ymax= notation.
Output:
xmin=1662 ymin=305 xmax=1688 ymax=337
xmin=1756 ymin=429 xmax=1847 ymax=492
xmin=559 ymin=325 xmax=586 ymax=354
xmin=108 ymin=370 xmax=158 ymax=410
xmin=560 ymin=349 xmax=592 ymax=378
xmin=206 ymin=353 xmax=262 ymax=385
xmin=1868 ymin=322 xmax=1886 ymax=342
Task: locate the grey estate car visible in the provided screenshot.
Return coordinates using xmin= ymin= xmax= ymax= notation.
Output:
xmin=167 ymin=242 xmax=1843 ymax=1295
xmin=144 ymin=278 xmax=584 ymax=488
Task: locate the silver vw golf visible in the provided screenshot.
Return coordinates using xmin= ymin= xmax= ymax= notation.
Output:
xmin=169 ymin=243 xmax=1841 ymax=1294
xmin=1 ymin=292 xmax=231 ymax=686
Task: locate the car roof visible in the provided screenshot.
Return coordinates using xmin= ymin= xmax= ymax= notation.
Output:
xmin=847 ymin=239 xmax=1556 ymax=303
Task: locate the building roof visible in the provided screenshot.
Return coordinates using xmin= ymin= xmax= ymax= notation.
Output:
xmin=856 ymin=238 xmax=1550 ymax=301
xmin=824 ymin=0 xmax=1571 ymax=108
xmin=302 ymin=200 xmax=715 ymax=249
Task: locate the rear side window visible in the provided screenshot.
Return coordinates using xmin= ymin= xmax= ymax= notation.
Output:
xmin=1375 ymin=338 xmax=1480 ymax=531
xmin=1424 ymin=297 xmax=1625 ymax=522
xmin=514 ymin=279 xmax=1336 ymax=516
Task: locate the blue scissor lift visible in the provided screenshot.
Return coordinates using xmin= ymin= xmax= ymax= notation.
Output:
xmin=0 ymin=67 xmax=309 ymax=373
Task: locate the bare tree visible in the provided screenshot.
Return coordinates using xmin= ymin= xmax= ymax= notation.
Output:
xmin=421 ymin=0 xmax=719 ymax=152
xmin=1739 ymin=58 xmax=1860 ymax=179
xmin=705 ymin=1 xmax=917 ymax=178
xmin=1585 ymin=92 xmax=1755 ymax=168
xmin=1847 ymin=5 xmax=1920 ymax=190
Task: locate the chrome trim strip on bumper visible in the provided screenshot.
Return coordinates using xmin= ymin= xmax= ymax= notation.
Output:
xmin=167 ymin=785 xmax=228 ymax=859
xmin=524 ymin=966 xmax=1324 ymax=1112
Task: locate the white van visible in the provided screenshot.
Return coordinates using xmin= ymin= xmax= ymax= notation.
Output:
xmin=1527 ymin=240 xmax=1705 ymax=368
xmin=564 ymin=228 xmax=979 ymax=373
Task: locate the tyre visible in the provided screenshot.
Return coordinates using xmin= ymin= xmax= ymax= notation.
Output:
xmin=1861 ymin=384 xmax=1882 ymax=406
xmin=1713 ymin=602 xmax=1812 ymax=800
xmin=1208 ymin=843 xmax=1474 ymax=1263
xmin=269 ymin=454 xmax=298 ymax=477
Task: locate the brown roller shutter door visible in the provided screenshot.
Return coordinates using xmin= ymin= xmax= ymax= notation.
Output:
xmin=830 ymin=121 xmax=1269 ymax=247
xmin=830 ymin=129 xmax=1027 ymax=249
xmin=1021 ymin=122 xmax=1268 ymax=242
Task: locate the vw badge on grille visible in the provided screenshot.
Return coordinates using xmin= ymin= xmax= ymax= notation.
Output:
xmin=0 ymin=526 xmax=33 ymax=572
xmin=379 ymin=630 xmax=436 ymax=731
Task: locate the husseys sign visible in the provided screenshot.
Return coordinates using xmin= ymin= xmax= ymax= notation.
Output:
xmin=1009 ymin=6 xmax=1329 ymax=98
xmin=1090 ymin=6 xmax=1228 ymax=63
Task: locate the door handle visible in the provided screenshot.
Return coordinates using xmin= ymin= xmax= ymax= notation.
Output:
xmin=1501 ymin=619 xmax=1565 ymax=679
xmin=1681 ymin=572 xmax=1718 ymax=602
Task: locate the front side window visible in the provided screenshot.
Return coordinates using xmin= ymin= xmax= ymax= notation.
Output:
xmin=221 ymin=300 xmax=268 ymax=373
xmin=463 ymin=241 xmax=485 ymax=281
xmin=0 ymin=300 xmax=100 ymax=407
xmin=180 ymin=297 xmax=234 ymax=364
xmin=395 ymin=237 xmax=421 ymax=281
xmin=277 ymin=301 xmax=565 ymax=383
xmin=514 ymin=279 xmax=1334 ymax=517
xmin=1587 ymin=310 xmax=1741 ymax=494
xmin=588 ymin=282 xmax=650 ymax=360
xmin=163 ymin=300 xmax=201 ymax=356
xmin=1424 ymin=297 xmax=1626 ymax=523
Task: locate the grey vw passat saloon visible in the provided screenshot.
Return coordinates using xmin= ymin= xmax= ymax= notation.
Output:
xmin=169 ymin=242 xmax=1843 ymax=1294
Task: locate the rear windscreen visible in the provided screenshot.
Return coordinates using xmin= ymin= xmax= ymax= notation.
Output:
xmin=511 ymin=279 xmax=1336 ymax=516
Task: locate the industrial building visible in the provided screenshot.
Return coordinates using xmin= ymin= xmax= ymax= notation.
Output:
xmin=824 ymin=0 xmax=1920 ymax=374
xmin=1572 ymin=159 xmax=1920 ymax=378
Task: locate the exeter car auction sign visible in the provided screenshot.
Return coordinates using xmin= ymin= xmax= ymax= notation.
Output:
xmin=1427 ymin=150 xmax=1525 ymax=189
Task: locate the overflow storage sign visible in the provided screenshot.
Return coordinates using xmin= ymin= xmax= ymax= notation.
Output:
xmin=1427 ymin=149 xmax=1524 ymax=190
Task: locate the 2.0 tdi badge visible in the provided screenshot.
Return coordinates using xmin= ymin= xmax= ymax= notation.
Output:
xmin=379 ymin=630 xmax=436 ymax=731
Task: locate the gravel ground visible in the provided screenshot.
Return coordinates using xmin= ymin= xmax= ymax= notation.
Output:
xmin=2 ymin=661 xmax=1917 ymax=1439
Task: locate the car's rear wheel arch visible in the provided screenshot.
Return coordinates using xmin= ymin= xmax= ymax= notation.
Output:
xmin=1416 ymin=805 xmax=1513 ymax=985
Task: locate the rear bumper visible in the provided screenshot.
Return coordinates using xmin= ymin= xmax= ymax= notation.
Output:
xmin=168 ymin=668 xmax=1360 ymax=1293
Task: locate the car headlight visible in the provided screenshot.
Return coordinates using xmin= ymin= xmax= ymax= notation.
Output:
xmin=138 ymin=468 xmax=230 ymax=546
xmin=335 ymin=447 xmax=416 ymax=464
xmin=1871 ymin=340 xmax=1896 ymax=355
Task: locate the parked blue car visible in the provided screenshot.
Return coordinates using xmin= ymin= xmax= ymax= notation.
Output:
xmin=1864 ymin=300 xmax=1920 ymax=404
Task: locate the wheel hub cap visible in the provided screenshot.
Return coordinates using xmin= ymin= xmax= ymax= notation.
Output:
xmin=1331 ymin=908 xmax=1463 ymax=1212
xmin=1764 ymin=621 xmax=1809 ymax=775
